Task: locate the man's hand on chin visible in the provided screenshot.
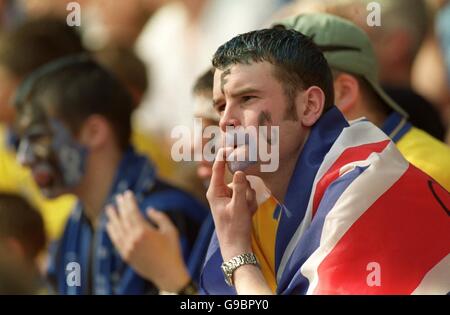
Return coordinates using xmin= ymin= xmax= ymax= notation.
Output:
xmin=206 ymin=148 xmax=272 ymax=294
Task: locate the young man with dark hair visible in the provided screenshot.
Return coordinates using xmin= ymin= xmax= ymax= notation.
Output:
xmin=14 ymin=56 xmax=208 ymax=295
xmin=0 ymin=17 xmax=85 ymax=240
xmin=200 ymin=27 xmax=449 ymax=294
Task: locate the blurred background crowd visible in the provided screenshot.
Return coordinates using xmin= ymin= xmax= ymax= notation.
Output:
xmin=0 ymin=0 xmax=449 ymax=294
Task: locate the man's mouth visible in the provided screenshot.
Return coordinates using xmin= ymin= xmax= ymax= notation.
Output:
xmin=223 ymin=130 xmax=258 ymax=172
xmin=225 ymin=144 xmax=257 ymax=173
xmin=32 ymin=164 xmax=54 ymax=188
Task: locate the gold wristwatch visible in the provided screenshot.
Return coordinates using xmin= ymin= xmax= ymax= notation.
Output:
xmin=221 ymin=253 xmax=259 ymax=286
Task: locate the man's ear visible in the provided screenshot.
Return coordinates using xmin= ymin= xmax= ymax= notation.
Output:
xmin=333 ymin=73 xmax=359 ymax=115
xmin=78 ymin=115 xmax=111 ymax=150
xmin=299 ymin=86 xmax=325 ymax=127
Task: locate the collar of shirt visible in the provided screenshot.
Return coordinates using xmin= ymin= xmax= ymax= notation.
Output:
xmin=381 ymin=111 xmax=412 ymax=143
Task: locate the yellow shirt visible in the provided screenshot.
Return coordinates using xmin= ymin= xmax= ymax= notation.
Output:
xmin=396 ymin=127 xmax=450 ymax=192
xmin=251 ymin=196 xmax=279 ymax=293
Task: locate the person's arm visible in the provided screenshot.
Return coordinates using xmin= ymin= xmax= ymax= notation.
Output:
xmin=206 ymin=148 xmax=273 ymax=295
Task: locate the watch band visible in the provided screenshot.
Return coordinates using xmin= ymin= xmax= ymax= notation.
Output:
xmin=221 ymin=252 xmax=259 ymax=287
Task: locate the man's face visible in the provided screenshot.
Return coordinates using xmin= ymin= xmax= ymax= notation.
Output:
xmin=15 ymin=102 xmax=87 ymax=198
xmin=0 ymin=66 xmax=19 ymax=125
xmin=213 ymin=62 xmax=306 ymax=176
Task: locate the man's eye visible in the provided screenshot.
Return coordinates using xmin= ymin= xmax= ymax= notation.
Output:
xmin=242 ymin=96 xmax=256 ymax=102
xmin=216 ymin=104 xmax=226 ymax=113
xmin=29 ymin=134 xmax=51 ymax=144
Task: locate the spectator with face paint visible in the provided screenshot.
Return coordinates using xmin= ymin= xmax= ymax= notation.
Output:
xmin=14 ymin=55 xmax=209 ymax=295
xmin=0 ymin=17 xmax=85 ymax=240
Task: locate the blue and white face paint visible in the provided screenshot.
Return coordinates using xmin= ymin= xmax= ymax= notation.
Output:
xmin=224 ymin=125 xmax=258 ymax=173
xmin=17 ymin=105 xmax=88 ymax=198
xmin=49 ymin=119 xmax=88 ymax=188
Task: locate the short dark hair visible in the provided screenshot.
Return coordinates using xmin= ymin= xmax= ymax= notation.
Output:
xmin=193 ymin=67 xmax=214 ymax=95
xmin=19 ymin=56 xmax=133 ymax=151
xmin=212 ymin=28 xmax=334 ymax=111
xmin=0 ymin=193 xmax=46 ymax=260
xmin=0 ymin=17 xmax=85 ymax=77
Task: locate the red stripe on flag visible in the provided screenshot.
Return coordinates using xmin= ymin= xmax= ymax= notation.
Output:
xmin=313 ymin=165 xmax=450 ymax=294
xmin=312 ymin=140 xmax=390 ymax=218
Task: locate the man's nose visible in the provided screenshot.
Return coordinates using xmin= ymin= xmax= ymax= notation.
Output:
xmin=219 ymin=105 xmax=241 ymax=132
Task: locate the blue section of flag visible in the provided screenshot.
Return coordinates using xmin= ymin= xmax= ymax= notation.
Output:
xmin=199 ymin=232 xmax=237 ymax=295
xmin=188 ymin=214 xmax=215 ymax=284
